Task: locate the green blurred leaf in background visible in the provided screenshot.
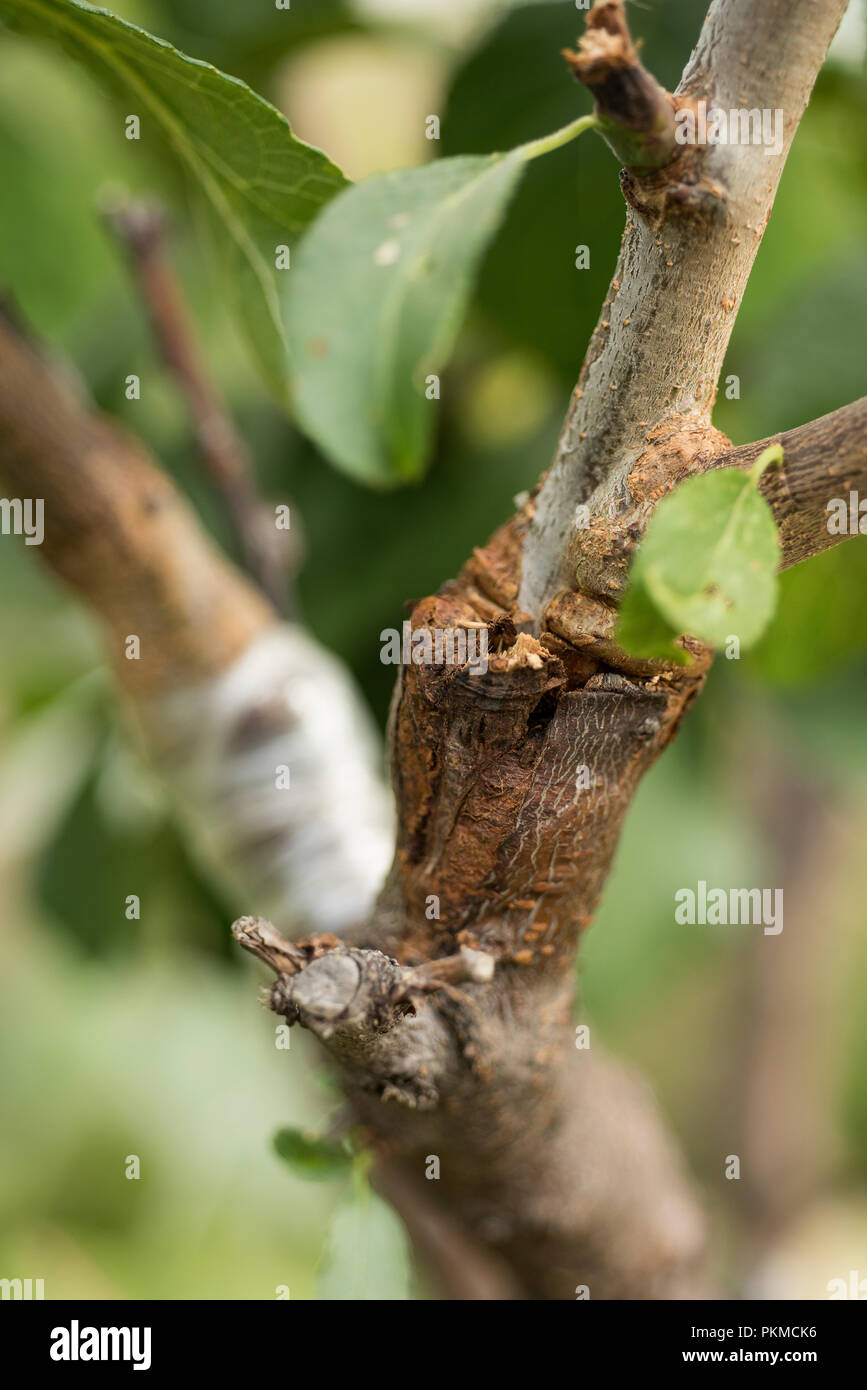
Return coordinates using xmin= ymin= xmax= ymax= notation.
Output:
xmin=315 ymin=1157 xmax=411 ymax=1300
xmin=273 ymin=1127 xmax=352 ymax=1181
xmin=145 ymin=0 xmax=363 ymax=87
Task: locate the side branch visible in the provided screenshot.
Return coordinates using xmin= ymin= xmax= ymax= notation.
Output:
xmin=717 ymin=398 xmax=867 ymax=570
xmin=233 ymin=916 xmax=493 ymax=1109
xmin=103 ymin=196 xmax=296 ymax=617
xmin=563 ymin=0 xmax=676 ymax=170
xmin=232 ymin=915 xmax=708 ymax=1299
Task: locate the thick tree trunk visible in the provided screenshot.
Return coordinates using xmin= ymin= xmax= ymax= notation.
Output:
xmin=279 ymin=0 xmax=848 ymax=1298
xmin=339 ymin=535 xmax=712 ymax=1296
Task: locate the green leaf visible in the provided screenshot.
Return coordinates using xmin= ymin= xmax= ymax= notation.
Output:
xmin=273 ymin=1127 xmax=352 ymax=1181
xmin=615 ymin=576 xmax=687 ymax=665
xmin=616 ymin=457 xmax=782 ymax=658
xmin=285 ymin=152 xmax=525 ymax=485
xmin=285 ymin=115 xmax=596 ymax=486
xmin=315 ymin=1166 xmax=412 ymax=1300
xmin=0 ymin=0 xmax=347 ymax=395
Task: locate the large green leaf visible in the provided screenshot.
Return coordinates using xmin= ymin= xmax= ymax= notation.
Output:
xmin=0 ymin=0 xmax=347 ymax=395
xmin=617 ymin=454 xmax=782 ymax=659
xmin=315 ymin=1170 xmax=412 ymax=1300
xmin=286 ymin=112 xmax=596 ymax=486
xmin=286 ymin=152 xmax=527 ymax=485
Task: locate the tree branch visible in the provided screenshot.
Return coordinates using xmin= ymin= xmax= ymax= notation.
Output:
xmin=0 ymin=302 xmax=270 ymax=692
xmin=715 ymin=398 xmax=867 ymax=570
xmin=303 ymin=0 xmax=851 ymax=1299
xmin=233 ymin=915 xmax=496 ymax=1108
xmin=370 ymin=1164 xmax=524 ymax=1301
xmin=103 ymin=194 xmax=297 ymax=617
xmin=563 ymin=0 xmax=676 ymax=171
xmin=235 ymin=915 xmax=710 ymax=1299
xmin=520 ymin=0 xmax=850 ymax=620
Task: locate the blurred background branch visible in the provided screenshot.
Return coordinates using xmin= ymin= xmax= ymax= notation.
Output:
xmin=101 ymin=192 xmax=299 ymax=618
xmin=0 ymin=307 xmax=393 ymax=935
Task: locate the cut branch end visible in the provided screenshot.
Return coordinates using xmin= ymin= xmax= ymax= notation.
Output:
xmin=564 ymin=0 xmax=676 ymax=171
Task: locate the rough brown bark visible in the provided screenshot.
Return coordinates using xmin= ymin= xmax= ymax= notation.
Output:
xmin=263 ymin=533 xmax=715 ymax=1298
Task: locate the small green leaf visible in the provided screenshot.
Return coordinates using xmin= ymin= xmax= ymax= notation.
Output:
xmin=285 ymin=116 xmax=597 ymax=486
xmin=273 ymin=1127 xmax=352 ymax=1181
xmin=616 ymin=457 xmax=782 ymax=658
xmin=0 ymin=0 xmax=347 ymax=396
xmin=315 ymin=1164 xmax=412 ymax=1300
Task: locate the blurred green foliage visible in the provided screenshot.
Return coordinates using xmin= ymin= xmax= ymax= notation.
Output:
xmin=273 ymin=1128 xmax=353 ymax=1181
xmin=0 ymin=0 xmax=866 ymax=1299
